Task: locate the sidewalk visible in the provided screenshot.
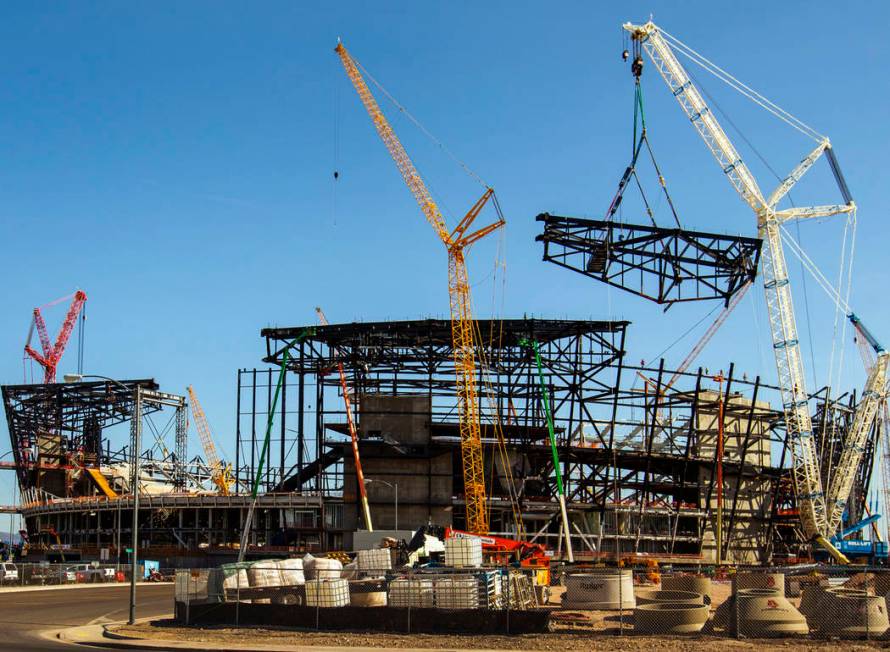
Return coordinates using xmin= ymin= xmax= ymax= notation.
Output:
xmin=58 ymin=621 xmax=485 ymax=652
xmin=0 ymin=580 xmax=163 ymax=593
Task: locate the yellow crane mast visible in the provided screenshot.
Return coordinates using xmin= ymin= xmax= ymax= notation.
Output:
xmin=336 ymin=42 xmax=504 ymax=534
xmin=187 ymin=385 xmax=233 ymax=495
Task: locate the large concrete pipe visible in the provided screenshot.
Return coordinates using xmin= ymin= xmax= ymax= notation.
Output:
xmin=661 ymin=575 xmax=712 ymax=602
xmin=561 ymin=570 xmax=635 ymax=610
xmin=821 ymin=593 xmax=889 ymax=638
xmin=734 ymin=589 xmax=808 ymax=637
xmin=732 ymin=572 xmax=785 ymax=596
xmin=635 ymin=589 xmax=705 ymax=606
xmin=633 ymin=602 xmax=710 ymax=634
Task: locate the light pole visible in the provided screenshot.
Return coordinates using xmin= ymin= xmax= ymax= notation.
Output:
xmin=64 ymin=373 xmax=141 ymax=624
xmin=364 ymin=479 xmax=398 ymax=531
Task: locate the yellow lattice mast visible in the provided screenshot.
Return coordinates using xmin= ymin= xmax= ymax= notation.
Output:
xmin=336 ymin=42 xmax=504 ymax=534
xmin=187 ymin=385 xmax=233 ymax=495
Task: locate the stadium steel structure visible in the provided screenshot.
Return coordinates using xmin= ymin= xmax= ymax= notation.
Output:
xmin=247 ymin=317 xmax=876 ymax=561
xmin=1 ymin=318 xmax=880 ymax=563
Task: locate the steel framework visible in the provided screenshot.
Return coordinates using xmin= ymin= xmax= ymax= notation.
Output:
xmin=2 ymin=379 xmax=160 ymax=488
xmin=536 ymin=213 xmax=761 ymax=306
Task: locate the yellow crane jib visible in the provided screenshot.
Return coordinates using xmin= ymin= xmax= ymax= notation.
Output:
xmin=187 ymin=385 xmax=233 ymax=495
xmin=336 ymin=41 xmax=504 ymax=534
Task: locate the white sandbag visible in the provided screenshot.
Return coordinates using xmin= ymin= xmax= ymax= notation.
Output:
xmin=247 ymin=560 xmax=284 ymax=587
xmin=275 ymin=558 xmax=305 ymax=586
xmin=302 ymin=553 xmax=317 ymax=580
xmin=312 ymin=557 xmax=343 ymax=581
xmin=341 ymin=561 xmax=358 ymax=581
xmin=220 ymin=563 xmax=249 ymax=591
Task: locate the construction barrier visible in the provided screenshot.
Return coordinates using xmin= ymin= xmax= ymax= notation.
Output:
xmin=174 ymin=562 xmax=890 ymax=639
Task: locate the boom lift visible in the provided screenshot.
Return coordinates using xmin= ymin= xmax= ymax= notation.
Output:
xmin=624 ymin=21 xmax=884 ymax=560
xmin=336 ymin=42 xmax=505 ymax=534
xmin=316 ymin=307 xmax=373 ymax=531
xmin=187 ymin=386 xmax=233 ymax=495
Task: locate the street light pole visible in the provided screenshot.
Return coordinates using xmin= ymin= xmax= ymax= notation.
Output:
xmin=63 ymin=373 xmax=141 ymax=624
xmin=129 ymin=386 xmax=142 ymax=624
xmin=364 ymin=479 xmax=398 ymax=531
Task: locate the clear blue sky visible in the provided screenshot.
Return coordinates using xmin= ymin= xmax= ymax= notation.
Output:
xmin=2 ymin=2 xmax=889 ymax=525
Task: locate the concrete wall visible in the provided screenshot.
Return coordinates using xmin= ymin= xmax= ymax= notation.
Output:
xmin=695 ymin=391 xmax=774 ymax=564
xmin=342 ymin=446 xmax=453 ymax=535
xmin=359 ymin=394 xmax=431 ymax=446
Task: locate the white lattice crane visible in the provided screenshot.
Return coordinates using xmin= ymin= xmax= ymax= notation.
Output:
xmin=624 ymin=21 xmax=886 ymax=557
xmin=187 ymin=385 xmax=233 ymax=495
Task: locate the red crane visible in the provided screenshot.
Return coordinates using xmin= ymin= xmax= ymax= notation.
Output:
xmin=24 ymin=290 xmax=87 ymax=384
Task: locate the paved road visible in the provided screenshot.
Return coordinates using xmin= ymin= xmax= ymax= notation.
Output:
xmin=0 ymin=583 xmax=174 ymax=650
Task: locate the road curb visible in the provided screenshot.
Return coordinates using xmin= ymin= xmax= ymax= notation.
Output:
xmin=57 ymin=620 xmax=512 ymax=652
xmin=0 ymin=580 xmax=166 ymax=593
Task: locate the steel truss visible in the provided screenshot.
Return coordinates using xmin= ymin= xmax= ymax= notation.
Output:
xmin=2 ymin=379 xmax=160 ymax=488
xmin=2 ymin=380 xmax=194 ymax=495
xmin=253 ymin=318 xmax=825 ymax=559
xmin=536 ymin=213 xmax=762 ymax=306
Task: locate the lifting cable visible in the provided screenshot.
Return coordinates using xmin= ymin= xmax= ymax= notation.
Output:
xmin=605 ymin=42 xmax=681 ymax=229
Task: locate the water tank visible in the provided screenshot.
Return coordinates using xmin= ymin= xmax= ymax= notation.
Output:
xmin=306 ymin=578 xmax=350 ymax=607
xmin=388 ymin=577 xmax=434 ymax=607
xmin=445 ymin=536 xmax=483 ymax=568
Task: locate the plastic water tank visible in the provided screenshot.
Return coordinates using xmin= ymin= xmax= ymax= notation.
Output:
xmin=445 ymin=537 xmax=483 ymax=568
xmin=306 ymin=578 xmax=350 ymax=607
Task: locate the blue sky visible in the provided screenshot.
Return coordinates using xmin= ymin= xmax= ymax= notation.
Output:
xmin=2 ymin=2 xmax=889 ymax=525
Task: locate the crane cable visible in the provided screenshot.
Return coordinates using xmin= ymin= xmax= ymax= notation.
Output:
xmin=351 ymin=54 xmax=489 ymax=191
xmin=605 ymin=64 xmax=682 ymax=229
xmin=686 ymin=63 xmax=856 ymax=395
xmin=658 ymin=27 xmax=824 ymax=142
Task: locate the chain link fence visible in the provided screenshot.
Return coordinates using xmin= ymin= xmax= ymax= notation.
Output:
xmin=0 ymin=561 xmax=155 ymax=586
xmin=174 ymin=559 xmax=890 ymax=639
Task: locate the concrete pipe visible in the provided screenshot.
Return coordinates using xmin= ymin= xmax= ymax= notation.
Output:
xmin=732 ymin=572 xmax=785 ymax=596
xmin=661 ymin=575 xmax=712 ymax=602
xmin=798 ymin=585 xmax=827 ymax=622
xmin=633 ymin=602 xmax=710 ymax=635
xmin=561 ymin=570 xmax=635 ymax=610
xmin=734 ymin=590 xmax=808 ymax=637
xmin=821 ymin=594 xmax=889 ymax=639
xmin=636 ymin=589 xmax=704 ymax=606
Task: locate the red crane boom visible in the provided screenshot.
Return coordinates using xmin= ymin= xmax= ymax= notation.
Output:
xmin=24 ymin=290 xmax=87 ymax=384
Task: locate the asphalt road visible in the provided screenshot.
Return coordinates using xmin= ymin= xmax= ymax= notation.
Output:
xmin=0 ymin=583 xmax=174 ymax=651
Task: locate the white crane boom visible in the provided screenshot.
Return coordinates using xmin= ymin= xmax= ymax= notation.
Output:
xmin=624 ymin=21 xmax=861 ymax=542
xmin=824 ymin=352 xmax=889 ymax=533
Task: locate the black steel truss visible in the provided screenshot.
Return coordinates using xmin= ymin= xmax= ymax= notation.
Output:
xmin=536 ymin=213 xmax=762 ymax=306
xmin=2 ymin=379 xmax=160 ymax=488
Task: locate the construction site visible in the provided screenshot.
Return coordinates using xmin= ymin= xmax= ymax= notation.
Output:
xmin=3 ymin=14 xmax=889 ymax=613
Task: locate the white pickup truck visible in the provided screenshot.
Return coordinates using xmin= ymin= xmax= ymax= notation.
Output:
xmin=66 ymin=564 xmax=116 ymax=583
xmin=0 ymin=562 xmax=19 ymax=584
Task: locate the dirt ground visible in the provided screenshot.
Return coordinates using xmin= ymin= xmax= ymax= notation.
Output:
xmin=113 ymin=621 xmax=889 ymax=651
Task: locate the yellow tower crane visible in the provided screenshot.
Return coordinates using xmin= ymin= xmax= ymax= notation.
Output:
xmin=187 ymin=385 xmax=233 ymax=495
xmin=336 ymin=42 xmax=504 ymax=534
